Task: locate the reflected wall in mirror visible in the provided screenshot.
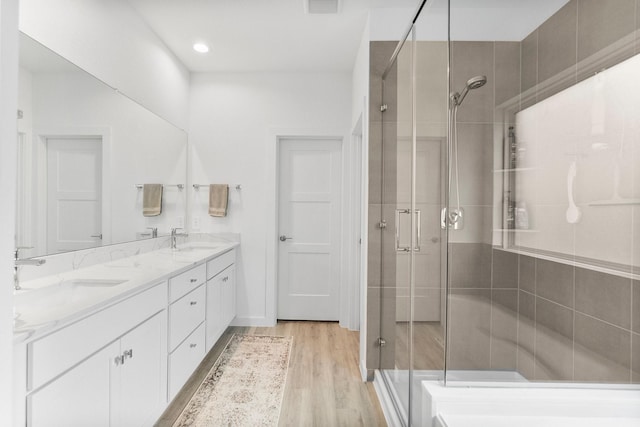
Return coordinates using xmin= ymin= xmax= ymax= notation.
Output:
xmin=16 ymin=33 xmax=188 ymax=259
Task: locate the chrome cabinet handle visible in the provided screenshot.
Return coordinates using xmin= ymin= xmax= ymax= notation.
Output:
xmin=190 ymin=278 xmax=197 ymax=283
xmin=190 ymin=343 xmax=197 ymax=348
xmin=114 ymin=355 xmax=124 ymax=366
xmin=91 ymin=234 xmax=103 ymax=239
xmin=123 ymin=349 xmax=133 ymax=359
xmin=222 ymin=276 xmax=229 ymax=282
xmin=190 ymin=301 xmax=197 ymax=306
xmin=279 ymin=235 xmax=293 ymax=242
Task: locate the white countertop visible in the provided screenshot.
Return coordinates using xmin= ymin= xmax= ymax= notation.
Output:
xmin=13 ymin=241 xmax=238 ymax=343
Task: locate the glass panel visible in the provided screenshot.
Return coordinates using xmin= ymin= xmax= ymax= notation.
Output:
xmin=410 ymin=3 xmax=450 ymax=426
xmin=446 ymin=0 xmax=640 ymax=388
xmin=378 ymin=27 xmax=415 ymax=426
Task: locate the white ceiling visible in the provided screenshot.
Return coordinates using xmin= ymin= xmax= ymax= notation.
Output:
xmin=127 ymin=0 xmax=421 ymax=73
xmin=127 ymin=0 xmax=569 ymax=73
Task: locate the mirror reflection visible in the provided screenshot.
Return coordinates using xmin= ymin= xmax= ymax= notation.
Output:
xmin=16 ymin=33 xmax=187 ymax=259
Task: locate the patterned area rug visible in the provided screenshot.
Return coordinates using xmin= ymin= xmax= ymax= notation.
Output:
xmin=173 ymin=334 xmax=292 ymax=427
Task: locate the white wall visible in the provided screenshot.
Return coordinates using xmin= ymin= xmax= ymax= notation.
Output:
xmin=351 ymin=19 xmax=371 ymax=377
xmin=19 ymin=0 xmax=190 ymax=130
xmin=189 ymin=71 xmax=352 ymax=325
xmin=351 ymin=17 xmax=370 ymax=131
xmin=0 ymin=0 xmax=19 ymax=424
xmin=369 ymin=7 xmax=415 ymax=41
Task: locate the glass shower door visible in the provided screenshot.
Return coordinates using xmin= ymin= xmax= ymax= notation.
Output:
xmin=377 ymin=5 xmax=449 ymax=422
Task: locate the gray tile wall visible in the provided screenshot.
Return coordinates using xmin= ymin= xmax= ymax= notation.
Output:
xmin=520 ymin=0 xmax=640 ymax=103
xmin=507 ymin=0 xmax=640 ymax=385
xmin=512 ymin=253 xmax=639 ymax=383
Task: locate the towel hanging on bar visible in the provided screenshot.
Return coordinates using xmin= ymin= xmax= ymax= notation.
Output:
xmin=143 ymin=184 xmax=163 ymax=217
xmin=209 ymin=184 xmax=229 ymax=217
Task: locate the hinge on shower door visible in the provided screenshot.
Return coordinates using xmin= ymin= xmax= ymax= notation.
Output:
xmin=380 ymin=104 xmax=388 ymax=112
xmin=377 ymin=337 xmax=387 ymax=347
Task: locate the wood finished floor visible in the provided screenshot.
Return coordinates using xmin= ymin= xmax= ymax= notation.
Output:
xmin=156 ymin=321 xmax=387 ymax=427
xmin=394 ymin=322 xmax=445 ymax=370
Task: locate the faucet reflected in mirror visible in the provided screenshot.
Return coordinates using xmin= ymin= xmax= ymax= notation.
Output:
xmin=139 ymin=227 xmax=158 ymax=239
xmin=170 ymin=227 xmax=188 ymax=249
xmin=13 ymin=248 xmax=46 ymax=290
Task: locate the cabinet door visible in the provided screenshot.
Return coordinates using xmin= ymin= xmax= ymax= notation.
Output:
xmin=116 ymin=312 xmax=164 ymax=427
xmin=206 ymin=276 xmax=224 ymax=352
xmin=222 ymin=266 xmax=236 ymax=326
xmin=28 ymin=341 xmax=118 ymax=427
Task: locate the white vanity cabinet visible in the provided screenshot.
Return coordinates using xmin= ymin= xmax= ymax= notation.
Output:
xmin=205 ymin=249 xmax=236 ymax=352
xmin=25 ymin=282 xmax=167 ymax=427
xmin=167 ymin=263 xmax=207 ymax=400
xmin=14 ymin=244 xmax=239 ymax=426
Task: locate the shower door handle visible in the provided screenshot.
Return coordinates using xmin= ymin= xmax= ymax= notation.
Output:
xmin=395 ymin=209 xmax=421 ymax=252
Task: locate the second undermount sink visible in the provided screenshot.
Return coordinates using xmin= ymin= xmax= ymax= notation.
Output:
xmin=163 ymin=244 xmax=225 ymax=253
xmin=67 ymin=278 xmax=128 ymax=287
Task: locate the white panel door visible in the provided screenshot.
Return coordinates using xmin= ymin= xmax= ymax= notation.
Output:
xmin=278 ymin=138 xmax=342 ymax=320
xmin=46 ymin=137 xmax=102 ymax=254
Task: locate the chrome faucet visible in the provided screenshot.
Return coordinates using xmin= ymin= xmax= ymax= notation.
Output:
xmin=170 ymin=227 xmax=188 ymax=249
xmin=147 ymin=227 xmax=158 ymax=238
xmin=13 ymin=248 xmax=46 ymax=291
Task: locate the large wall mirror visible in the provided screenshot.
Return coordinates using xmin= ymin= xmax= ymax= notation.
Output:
xmin=16 ymin=32 xmax=188 ymax=259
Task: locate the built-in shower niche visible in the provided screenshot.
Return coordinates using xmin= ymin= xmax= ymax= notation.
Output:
xmin=495 ymin=51 xmax=640 ymax=274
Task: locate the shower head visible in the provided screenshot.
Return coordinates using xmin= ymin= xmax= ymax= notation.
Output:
xmin=451 ymin=75 xmax=487 ymax=106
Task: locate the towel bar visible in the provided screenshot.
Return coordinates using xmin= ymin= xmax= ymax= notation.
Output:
xmin=192 ymin=184 xmax=242 ymax=190
xmin=135 ymin=184 xmax=184 ymax=190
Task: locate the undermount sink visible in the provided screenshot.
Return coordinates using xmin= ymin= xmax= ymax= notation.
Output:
xmin=14 ymin=278 xmax=128 ymax=313
xmin=68 ymin=278 xmax=128 ymax=287
xmin=163 ymin=244 xmax=224 ymax=253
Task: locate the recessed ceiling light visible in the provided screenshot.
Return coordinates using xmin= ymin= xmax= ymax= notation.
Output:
xmin=193 ymin=43 xmax=210 ymax=53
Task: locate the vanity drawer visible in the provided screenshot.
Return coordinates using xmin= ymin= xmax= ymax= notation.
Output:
xmin=28 ymin=282 xmax=167 ymax=391
xmin=169 ymin=322 xmax=205 ymax=400
xmin=169 ymin=285 xmax=206 ymax=351
xmin=169 ymin=263 xmax=206 ymax=303
xmin=206 ymin=249 xmax=235 ymax=280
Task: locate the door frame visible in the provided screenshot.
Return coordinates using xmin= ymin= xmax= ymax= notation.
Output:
xmin=265 ymin=128 xmax=354 ymax=327
xmin=34 ymin=127 xmax=111 ymax=253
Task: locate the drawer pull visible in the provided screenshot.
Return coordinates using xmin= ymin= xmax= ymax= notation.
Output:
xmin=190 ymin=278 xmax=197 ymax=283
xmin=190 ymin=343 xmax=197 ymax=348
xmin=190 ymin=301 xmax=197 ymax=306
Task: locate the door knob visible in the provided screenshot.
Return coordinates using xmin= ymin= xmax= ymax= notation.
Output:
xmin=279 ymin=235 xmax=293 ymax=242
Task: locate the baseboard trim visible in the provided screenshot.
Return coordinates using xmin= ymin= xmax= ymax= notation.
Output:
xmin=230 ymin=316 xmax=276 ymax=327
